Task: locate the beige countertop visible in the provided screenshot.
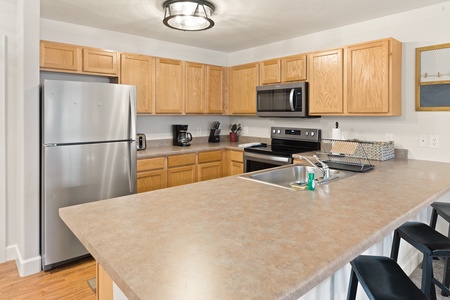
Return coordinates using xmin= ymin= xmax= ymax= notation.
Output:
xmin=60 ymin=158 xmax=450 ymax=300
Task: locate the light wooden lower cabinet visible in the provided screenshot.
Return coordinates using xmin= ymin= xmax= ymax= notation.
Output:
xmin=167 ymin=153 xmax=197 ymax=187
xmin=96 ymin=262 xmax=113 ymax=300
xmin=137 ymin=149 xmax=243 ymax=192
xmin=227 ymin=150 xmax=244 ymax=175
xmin=137 ymin=157 xmax=166 ymax=192
xmin=198 ymin=150 xmax=223 ymax=181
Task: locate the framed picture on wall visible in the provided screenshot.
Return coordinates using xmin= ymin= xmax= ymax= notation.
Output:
xmin=416 ymin=42 xmax=450 ymax=111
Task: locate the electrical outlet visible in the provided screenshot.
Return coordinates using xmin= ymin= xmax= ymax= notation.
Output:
xmin=197 ymin=127 xmax=202 ymax=135
xmin=419 ymin=135 xmax=428 ymax=147
xmin=430 ymin=135 xmax=440 ymax=148
xmin=385 ymin=133 xmax=394 ymax=141
xmin=244 ymin=126 xmax=249 ymax=134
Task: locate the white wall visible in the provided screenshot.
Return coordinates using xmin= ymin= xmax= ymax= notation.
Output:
xmin=229 ymin=2 xmax=450 ymax=163
xmin=0 ymin=0 xmax=18 ymax=264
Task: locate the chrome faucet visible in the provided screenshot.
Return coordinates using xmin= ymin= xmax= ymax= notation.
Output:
xmin=296 ymin=155 xmax=330 ymax=179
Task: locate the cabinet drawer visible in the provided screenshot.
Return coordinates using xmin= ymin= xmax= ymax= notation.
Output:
xmin=137 ymin=157 xmax=165 ymax=172
xmin=229 ymin=150 xmax=243 ymax=163
xmin=198 ymin=150 xmax=222 ymax=163
xmin=168 ymin=153 xmax=196 ymax=167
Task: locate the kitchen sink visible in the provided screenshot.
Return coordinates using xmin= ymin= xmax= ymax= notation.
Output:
xmin=240 ymin=164 xmax=355 ymax=190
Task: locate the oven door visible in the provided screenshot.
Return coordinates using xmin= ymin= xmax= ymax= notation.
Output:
xmin=244 ymin=152 xmax=293 ymax=173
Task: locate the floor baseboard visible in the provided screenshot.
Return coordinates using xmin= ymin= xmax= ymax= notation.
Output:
xmin=6 ymin=244 xmax=41 ymax=277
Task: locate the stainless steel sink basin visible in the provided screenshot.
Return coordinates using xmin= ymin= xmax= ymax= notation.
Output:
xmin=240 ymin=165 xmax=354 ymax=190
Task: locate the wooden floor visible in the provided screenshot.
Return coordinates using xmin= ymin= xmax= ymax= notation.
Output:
xmin=0 ymin=257 xmax=96 ymax=300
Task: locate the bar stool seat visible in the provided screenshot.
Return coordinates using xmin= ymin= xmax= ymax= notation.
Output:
xmin=390 ymin=221 xmax=450 ymax=300
xmin=347 ymin=255 xmax=427 ymax=300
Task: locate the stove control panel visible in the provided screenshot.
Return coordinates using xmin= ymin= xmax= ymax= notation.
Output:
xmin=270 ymin=127 xmax=321 ymax=142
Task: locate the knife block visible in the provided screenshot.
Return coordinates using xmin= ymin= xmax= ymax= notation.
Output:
xmin=208 ymin=129 xmax=220 ymax=143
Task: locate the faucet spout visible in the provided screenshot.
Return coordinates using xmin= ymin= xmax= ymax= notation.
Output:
xmin=295 ymin=155 xmax=330 ymax=179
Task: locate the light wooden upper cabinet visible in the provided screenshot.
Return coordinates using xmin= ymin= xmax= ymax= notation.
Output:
xmin=309 ymin=38 xmax=402 ymax=116
xmin=228 ymin=63 xmax=259 ymax=115
xmin=346 ymin=38 xmax=402 ymax=115
xmin=83 ymin=48 xmax=118 ymax=76
xmin=281 ymin=54 xmax=307 ymax=82
xmin=40 ymin=40 xmax=82 ymax=72
xmin=206 ymin=65 xmax=224 ymax=114
xmin=309 ymin=49 xmax=344 ymax=114
xmin=40 ymin=40 xmax=119 ymax=76
xmin=260 ymin=54 xmax=307 ymax=85
xmin=260 ymin=59 xmax=281 ymax=85
xmin=121 ymin=53 xmax=155 ymax=114
xmin=185 ymin=61 xmax=205 ymax=114
xmin=155 ymin=58 xmax=184 ymax=114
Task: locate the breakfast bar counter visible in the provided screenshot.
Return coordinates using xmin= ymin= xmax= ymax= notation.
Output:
xmin=60 ymin=158 xmax=450 ymax=299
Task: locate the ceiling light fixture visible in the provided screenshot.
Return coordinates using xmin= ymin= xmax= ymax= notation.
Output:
xmin=162 ymin=0 xmax=215 ymax=31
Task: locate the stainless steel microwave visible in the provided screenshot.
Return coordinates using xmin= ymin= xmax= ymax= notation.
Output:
xmin=256 ymin=82 xmax=310 ymax=117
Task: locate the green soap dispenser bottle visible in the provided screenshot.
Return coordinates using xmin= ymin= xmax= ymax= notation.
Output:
xmin=307 ymin=171 xmax=315 ymax=191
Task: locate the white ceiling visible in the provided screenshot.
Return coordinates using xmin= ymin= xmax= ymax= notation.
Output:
xmin=41 ymin=0 xmax=449 ymax=53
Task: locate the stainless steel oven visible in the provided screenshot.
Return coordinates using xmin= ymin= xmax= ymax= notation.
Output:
xmin=244 ymin=127 xmax=321 ymax=173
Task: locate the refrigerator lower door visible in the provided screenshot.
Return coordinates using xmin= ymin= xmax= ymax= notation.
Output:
xmin=41 ymin=141 xmax=136 ymax=270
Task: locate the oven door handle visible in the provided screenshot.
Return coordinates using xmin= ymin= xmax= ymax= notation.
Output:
xmin=244 ymin=152 xmax=292 ymax=164
xmin=289 ymin=89 xmax=295 ymax=111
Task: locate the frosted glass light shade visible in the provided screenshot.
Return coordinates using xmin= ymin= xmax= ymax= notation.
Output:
xmin=163 ymin=0 xmax=215 ymax=31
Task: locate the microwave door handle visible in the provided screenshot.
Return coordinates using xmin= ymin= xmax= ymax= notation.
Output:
xmin=289 ymin=89 xmax=295 ymax=111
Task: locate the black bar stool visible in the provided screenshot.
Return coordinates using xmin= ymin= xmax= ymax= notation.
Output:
xmin=347 ymin=255 xmax=427 ymax=300
xmin=390 ymin=221 xmax=450 ymax=300
xmin=430 ymin=201 xmax=450 ymax=292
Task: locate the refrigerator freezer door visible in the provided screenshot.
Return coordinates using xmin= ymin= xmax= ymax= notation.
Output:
xmin=41 ymin=141 xmax=136 ymax=270
xmin=42 ymin=80 xmax=136 ymax=144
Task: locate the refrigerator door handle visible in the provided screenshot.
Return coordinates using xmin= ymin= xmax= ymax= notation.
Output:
xmin=129 ymin=88 xmax=136 ymax=139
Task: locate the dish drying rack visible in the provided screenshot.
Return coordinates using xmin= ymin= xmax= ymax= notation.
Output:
xmin=317 ymin=139 xmax=375 ymax=172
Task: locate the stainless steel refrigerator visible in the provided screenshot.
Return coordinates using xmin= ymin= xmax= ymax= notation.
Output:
xmin=41 ymin=79 xmax=137 ymax=270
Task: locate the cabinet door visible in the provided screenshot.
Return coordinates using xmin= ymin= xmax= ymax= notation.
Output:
xmin=121 ymin=54 xmax=154 ymax=114
xmin=198 ymin=150 xmax=223 ymax=181
xmin=155 ymin=58 xmax=183 ymax=114
xmin=137 ymin=170 xmax=167 ymax=192
xmin=40 ymin=40 xmax=81 ymax=72
xmin=82 ymin=48 xmax=118 ymax=76
xmin=260 ymin=59 xmax=281 ymax=85
xmin=227 ymin=150 xmax=243 ymax=175
xmin=281 ymin=54 xmax=307 ymax=82
xmin=137 ymin=157 xmax=166 ymax=192
xmin=198 ymin=161 xmax=222 ymax=181
xmin=309 ymin=49 xmax=344 ymax=114
xmin=206 ymin=65 xmax=224 ymax=114
xmin=167 ymin=165 xmax=196 ymax=187
xmin=346 ymin=40 xmax=390 ymax=114
xmin=185 ymin=62 xmax=205 ymax=114
xmin=229 ymin=63 xmax=259 ymax=115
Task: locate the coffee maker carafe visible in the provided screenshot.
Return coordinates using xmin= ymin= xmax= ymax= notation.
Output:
xmin=173 ymin=125 xmax=192 ymax=147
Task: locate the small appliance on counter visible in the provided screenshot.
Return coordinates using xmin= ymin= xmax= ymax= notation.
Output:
xmin=208 ymin=121 xmax=221 ymax=143
xmin=173 ymin=124 xmax=192 ymax=146
xmin=137 ymin=133 xmax=147 ymax=150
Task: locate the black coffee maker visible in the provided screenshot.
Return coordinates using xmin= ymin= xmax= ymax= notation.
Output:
xmin=173 ymin=125 xmax=192 ymax=147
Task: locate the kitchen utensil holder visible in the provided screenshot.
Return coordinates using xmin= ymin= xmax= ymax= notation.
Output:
xmin=317 ymin=139 xmax=376 ymax=172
